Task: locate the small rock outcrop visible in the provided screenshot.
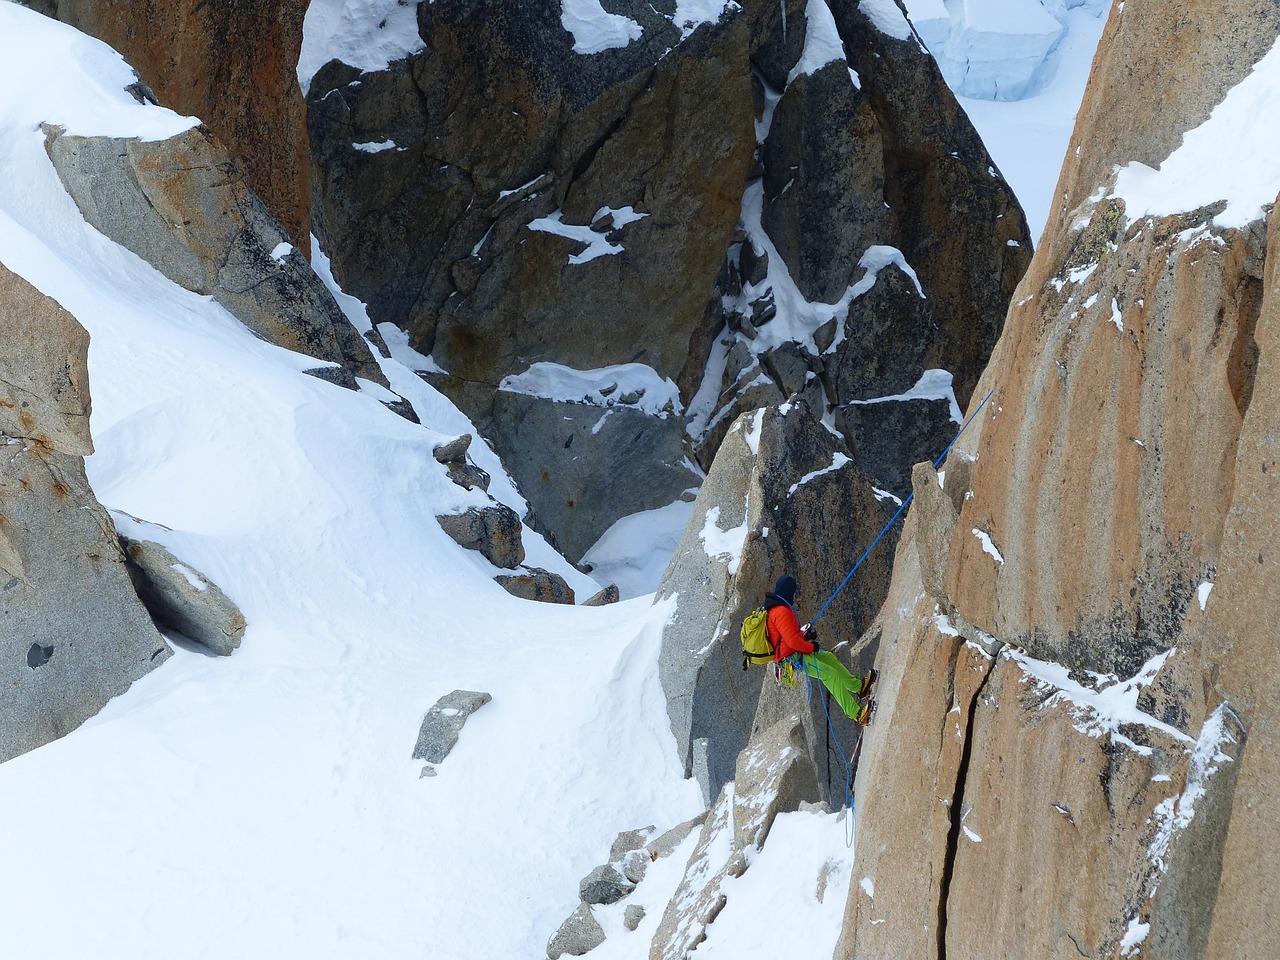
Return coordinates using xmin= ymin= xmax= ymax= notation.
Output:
xmin=581 ymin=584 xmax=620 ymax=607
xmin=0 ymin=261 xmax=170 ymax=763
xmin=656 ymin=402 xmax=893 ymax=802
xmin=43 ymin=124 xmax=386 ymax=390
xmin=411 ymin=689 xmax=491 ymax=765
xmin=118 ymin=535 xmax=246 ymax=656
xmin=546 ymin=903 xmax=606 ymax=960
xmin=494 ymin=566 xmax=575 ymax=605
xmin=436 ymin=503 xmax=525 ymax=570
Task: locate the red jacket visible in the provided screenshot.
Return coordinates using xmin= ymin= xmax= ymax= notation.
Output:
xmin=767 ymin=601 xmax=816 ymax=661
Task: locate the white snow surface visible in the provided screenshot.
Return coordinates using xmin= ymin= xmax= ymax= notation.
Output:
xmin=0 ymin=9 xmax=720 ymax=958
xmin=846 ymin=368 xmax=963 ymax=424
xmin=699 ymin=505 xmax=751 ymax=576
xmin=788 ymin=0 xmax=849 ymax=85
xmin=1113 ymin=32 xmax=1280 ymax=230
xmin=860 ymin=0 xmax=914 ymax=41
xmin=560 ymin=0 xmax=644 ymax=54
xmin=580 ymin=498 xmax=696 ymax=600
xmin=527 ymin=208 xmax=647 ymax=265
xmin=1009 ymin=647 xmax=1193 ymax=753
xmin=971 ymin=527 xmax=1005 ymax=564
xmin=498 ymin=360 xmax=682 ymax=417
xmin=299 ymin=0 xmax=425 ymax=93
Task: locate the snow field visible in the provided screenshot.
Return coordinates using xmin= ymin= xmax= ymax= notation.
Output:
xmin=0 ymin=8 xmax=702 ymax=958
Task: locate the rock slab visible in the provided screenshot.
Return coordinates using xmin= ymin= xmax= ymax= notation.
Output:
xmin=119 ymin=535 xmax=246 ymax=656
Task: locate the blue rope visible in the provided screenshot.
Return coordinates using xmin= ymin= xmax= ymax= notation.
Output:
xmin=809 ymin=387 xmax=995 ymax=626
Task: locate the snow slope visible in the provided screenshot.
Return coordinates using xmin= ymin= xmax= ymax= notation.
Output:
xmin=0 ymin=7 xmax=716 ymax=958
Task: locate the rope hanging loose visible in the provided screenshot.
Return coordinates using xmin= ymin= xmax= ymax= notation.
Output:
xmin=809 ymin=387 xmax=995 ymax=627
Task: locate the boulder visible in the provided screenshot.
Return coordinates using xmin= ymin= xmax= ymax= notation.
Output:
xmin=623 ymin=904 xmax=646 ymax=932
xmin=411 ymin=689 xmax=491 ymax=764
xmin=436 ymin=503 xmax=525 ymax=569
xmin=578 ymin=864 xmax=634 ymax=906
xmin=432 ymin=434 xmax=472 ymax=464
xmin=43 ymin=124 xmax=386 ymax=390
xmin=582 ymin=584 xmax=620 ymax=607
xmin=42 ymin=0 xmax=313 ymax=250
xmin=731 ymin=715 xmax=820 ymax=852
xmin=0 ymin=264 xmax=170 ymax=763
xmin=0 ymin=262 xmax=92 ymax=456
xmin=118 ymin=535 xmax=246 ymax=656
xmin=494 ymin=566 xmax=575 ymax=605
xmin=656 ymin=402 xmax=893 ymax=802
xmin=608 ymin=826 xmax=656 ymax=862
xmin=546 ymin=902 xmax=605 ymax=960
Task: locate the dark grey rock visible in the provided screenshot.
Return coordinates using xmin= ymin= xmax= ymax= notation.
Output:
xmin=836 ymin=395 xmax=957 ymax=498
xmin=582 ymin=584 xmax=621 ymax=607
xmin=119 ymin=535 xmax=246 ymax=656
xmin=623 ymin=904 xmax=646 ymax=932
xmin=495 ymin=566 xmax=576 ymax=605
xmin=480 ymin=391 xmax=701 ymax=563
xmin=433 ymin=433 xmax=472 ymax=464
xmin=436 ymin=504 xmax=525 ymax=569
xmin=579 ymin=864 xmax=635 ymax=906
xmin=411 ymin=689 xmax=491 ymax=764
xmin=547 ymin=902 xmax=606 ymax=959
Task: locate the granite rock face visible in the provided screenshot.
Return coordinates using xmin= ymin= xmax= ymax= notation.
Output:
xmin=0 ymin=262 xmax=170 ymax=763
xmin=833 ymin=3 xmax=1280 ymax=956
xmin=656 ymin=402 xmax=893 ymax=802
xmin=40 ymin=0 xmax=313 ymax=250
xmin=44 ymin=124 xmax=386 ymax=390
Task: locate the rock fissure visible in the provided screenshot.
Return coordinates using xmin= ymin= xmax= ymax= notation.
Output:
xmin=937 ymin=654 xmax=995 ymax=960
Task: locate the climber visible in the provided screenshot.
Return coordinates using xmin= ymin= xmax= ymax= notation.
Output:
xmin=765 ymin=574 xmax=876 ymax=724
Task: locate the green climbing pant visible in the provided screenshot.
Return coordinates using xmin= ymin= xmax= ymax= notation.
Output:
xmin=798 ymin=650 xmax=866 ymax=720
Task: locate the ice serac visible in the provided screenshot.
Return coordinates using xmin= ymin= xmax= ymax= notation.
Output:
xmin=43 ymin=124 xmax=387 ymax=391
xmin=0 ymin=261 xmax=171 ymax=764
xmin=655 ymin=402 xmax=892 ymax=803
xmin=837 ymin=2 xmax=1280 ymax=956
xmin=35 ymin=0 xmax=313 ymax=252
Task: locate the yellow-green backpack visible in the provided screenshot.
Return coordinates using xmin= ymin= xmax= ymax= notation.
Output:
xmin=740 ymin=606 xmax=774 ymax=669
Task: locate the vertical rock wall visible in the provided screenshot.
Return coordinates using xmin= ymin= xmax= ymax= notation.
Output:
xmin=836 ymin=1 xmax=1280 ymax=956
